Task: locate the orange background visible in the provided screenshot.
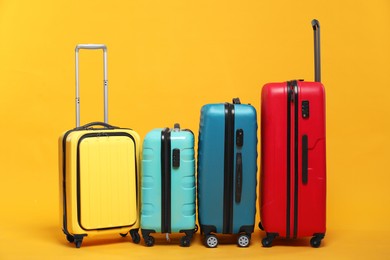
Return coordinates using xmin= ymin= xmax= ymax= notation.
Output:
xmin=0 ymin=0 xmax=389 ymax=258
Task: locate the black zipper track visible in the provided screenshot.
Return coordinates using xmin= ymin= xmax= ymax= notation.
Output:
xmin=161 ymin=128 xmax=171 ymax=233
xmin=286 ymin=82 xmax=292 ymax=239
xmin=223 ymin=103 xmax=235 ymax=234
xmin=76 ymin=132 xmax=138 ymax=231
xmin=293 ymin=81 xmax=299 ymax=238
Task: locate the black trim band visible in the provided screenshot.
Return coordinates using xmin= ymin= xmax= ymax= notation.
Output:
xmin=223 ymin=103 xmax=235 ymax=234
xmin=161 ymin=128 xmax=172 ymax=233
xmin=286 ymin=81 xmax=292 ymax=239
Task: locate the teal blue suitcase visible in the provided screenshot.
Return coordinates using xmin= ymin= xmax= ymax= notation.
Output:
xmin=197 ymin=98 xmax=258 ymax=248
xmin=141 ymin=124 xmax=197 ymax=246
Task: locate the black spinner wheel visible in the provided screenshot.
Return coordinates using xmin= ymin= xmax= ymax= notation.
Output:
xmin=180 ymin=236 xmax=191 ymax=247
xmin=310 ymin=236 xmax=322 ymax=248
xmin=144 ymin=236 xmax=155 ymax=247
xmin=74 ymin=238 xmax=83 ymax=248
xmin=261 ymin=236 xmax=273 ymax=247
xmin=66 ymin=234 xmax=74 ymax=243
xmin=130 ymin=230 xmax=141 ymax=244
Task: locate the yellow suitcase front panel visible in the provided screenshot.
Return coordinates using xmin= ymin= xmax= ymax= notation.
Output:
xmin=78 ymin=133 xmax=137 ymax=230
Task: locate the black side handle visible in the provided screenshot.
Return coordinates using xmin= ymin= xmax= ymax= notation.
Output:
xmin=235 ymin=153 xmax=243 ymax=203
xmin=172 ymin=148 xmax=180 ymax=168
xmin=311 ymin=19 xmax=321 ymax=82
xmin=236 ymin=129 xmax=244 ymax=147
xmin=302 ymin=135 xmax=308 ymax=184
xmin=75 ymin=121 xmax=117 ymax=130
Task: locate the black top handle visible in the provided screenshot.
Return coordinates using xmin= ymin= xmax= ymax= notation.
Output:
xmin=74 ymin=121 xmax=117 ymax=130
xmin=311 ymin=19 xmax=321 ymax=83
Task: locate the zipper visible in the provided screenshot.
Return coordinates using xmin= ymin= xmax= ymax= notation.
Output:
xmin=161 ymin=128 xmax=172 ymax=233
xmin=286 ymin=81 xmax=300 ymax=238
xmin=223 ymin=103 xmax=235 ymax=234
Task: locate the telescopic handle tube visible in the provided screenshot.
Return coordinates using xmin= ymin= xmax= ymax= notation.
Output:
xmin=311 ymin=19 xmax=321 ymax=82
xmin=75 ymin=44 xmax=108 ymax=127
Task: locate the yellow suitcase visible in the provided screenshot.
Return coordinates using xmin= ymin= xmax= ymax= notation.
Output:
xmin=59 ymin=45 xmax=140 ymax=248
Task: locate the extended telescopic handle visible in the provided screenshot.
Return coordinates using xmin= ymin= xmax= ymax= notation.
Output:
xmin=76 ymin=44 xmax=107 ymax=50
xmin=311 ymin=19 xmax=321 ymax=83
xmin=75 ymin=44 xmax=108 ymax=127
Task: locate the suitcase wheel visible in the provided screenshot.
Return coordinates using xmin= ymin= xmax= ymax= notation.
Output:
xmin=237 ymin=234 xmax=250 ymax=247
xmin=119 ymin=233 xmax=128 ymax=238
xmin=74 ymin=238 xmax=83 ymax=248
xmin=130 ymin=230 xmax=141 ymax=244
xmin=180 ymin=236 xmax=191 ymax=247
xmin=66 ymin=234 xmax=74 ymax=243
xmin=144 ymin=236 xmax=155 ymax=247
xmin=204 ymin=234 xmax=218 ymax=248
xmin=261 ymin=236 xmax=274 ymax=247
xmin=310 ymin=236 xmax=323 ymax=248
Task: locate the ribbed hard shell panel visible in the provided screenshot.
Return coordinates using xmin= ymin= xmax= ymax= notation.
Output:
xmin=198 ymin=103 xmax=257 ymax=234
xmin=141 ymin=128 xmax=195 ymax=233
xmin=78 ymin=135 xmax=137 ymax=230
xmin=59 ymin=128 xmax=140 ymax=238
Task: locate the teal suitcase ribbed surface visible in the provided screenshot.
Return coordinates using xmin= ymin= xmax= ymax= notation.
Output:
xmin=197 ymin=99 xmax=258 ymax=248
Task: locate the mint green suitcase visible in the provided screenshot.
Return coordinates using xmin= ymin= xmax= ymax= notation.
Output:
xmin=141 ymin=124 xmax=197 ymax=246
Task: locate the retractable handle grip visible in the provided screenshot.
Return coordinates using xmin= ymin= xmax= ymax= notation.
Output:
xmin=76 ymin=44 xmax=107 ymax=50
xmin=311 ymin=19 xmax=321 ymax=82
xmin=75 ymin=44 xmax=108 ymax=127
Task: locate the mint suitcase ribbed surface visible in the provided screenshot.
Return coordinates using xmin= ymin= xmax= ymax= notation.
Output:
xmin=141 ymin=125 xmax=196 ymax=247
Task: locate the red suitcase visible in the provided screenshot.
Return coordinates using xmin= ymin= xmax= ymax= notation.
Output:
xmin=259 ymin=19 xmax=326 ymax=247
